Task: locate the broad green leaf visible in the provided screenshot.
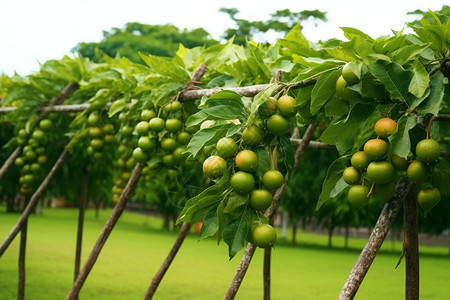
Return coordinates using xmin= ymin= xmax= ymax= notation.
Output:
xmin=388 ymin=114 xmax=417 ymax=158
xmin=296 ymin=85 xmax=314 ymax=106
xmin=185 ymin=110 xmax=208 ymax=128
xmin=176 ymin=185 xmax=220 ymax=224
xmin=222 ymin=207 xmax=252 ymax=259
xmin=408 ymin=59 xmax=429 ymax=99
xmin=108 ymin=99 xmax=127 ymax=117
xmin=369 ymin=60 xmax=414 ymax=102
xmin=432 ymin=161 xmax=450 ymax=195
xmin=139 ymin=53 xmax=190 ymax=83
xmin=310 ymin=69 xmax=341 ymax=114
xmin=341 ymin=27 xmax=374 ymax=42
xmin=418 ymin=71 xmax=445 ymax=115
xmin=392 ymin=44 xmax=428 ymax=65
xmin=256 ymin=147 xmax=271 ymax=179
xmin=203 ymin=105 xmax=246 ymax=121
xmin=184 ymin=124 xmax=233 ymax=158
xmin=198 ymin=205 xmax=220 ymax=240
xmin=317 ymin=155 xmax=350 ymax=210
xmin=224 ymin=193 xmax=249 ymax=214
xmin=248 ymin=84 xmax=279 ymax=124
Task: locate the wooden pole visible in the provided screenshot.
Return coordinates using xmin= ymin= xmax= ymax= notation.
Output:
xmin=74 ymin=173 xmax=88 ymax=289
xmin=144 ymin=222 xmax=191 ymax=299
xmin=338 ymin=178 xmax=412 ymax=300
xmin=0 ymin=149 xmax=70 ymax=257
xmin=404 ymin=184 xmax=419 ymax=300
xmin=65 ymin=163 xmax=144 ymax=300
xmin=17 ymin=196 xmax=29 ymax=300
xmin=0 ymin=147 xmax=22 ymax=180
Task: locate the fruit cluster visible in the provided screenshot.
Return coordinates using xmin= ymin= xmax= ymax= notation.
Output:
xmin=201 ymin=94 xmax=299 ymax=248
xmin=14 ymin=118 xmax=53 ymax=194
xmin=86 ymin=110 xmax=116 ymax=160
xmin=343 ymin=117 xmax=442 ymax=213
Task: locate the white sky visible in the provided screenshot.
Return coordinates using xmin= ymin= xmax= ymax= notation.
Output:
xmin=0 ymin=0 xmax=447 ymax=76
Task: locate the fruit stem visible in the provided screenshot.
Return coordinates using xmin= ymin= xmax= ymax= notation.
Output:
xmin=361 ymin=173 xmax=365 ymax=186
xmin=270 ymin=145 xmax=278 ymax=171
xmin=367 ymin=183 xmax=375 ymax=198
xmin=256 ymin=212 xmax=264 ymax=226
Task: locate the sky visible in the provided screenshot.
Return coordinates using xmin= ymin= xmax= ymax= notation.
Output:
xmin=0 ymin=0 xmax=447 ymax=76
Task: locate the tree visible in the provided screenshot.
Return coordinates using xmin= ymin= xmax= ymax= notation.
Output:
xmin=407 ymin=5 xmax=450 ymax=27
xmin=219 ymin=8 xmax=327 ymax=45
xmin=73 ymin=22 xmax=218 ymax=64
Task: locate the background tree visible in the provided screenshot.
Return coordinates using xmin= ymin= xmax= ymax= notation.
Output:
xmin=219 ymin=8 xmax=327 ymax=45
xmin=407 ymin=5 xmax=450 ymax=26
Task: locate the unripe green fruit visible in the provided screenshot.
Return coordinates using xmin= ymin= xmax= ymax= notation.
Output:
xmin=391 ymin=155 xmax=409 ymax=171
xmin=91 ymin=138 xmax=104 ymax=150
xmin=32 ymin=130 xmax=47 ymax=144
xmin=132 ymin=147 xmax=149 ymax=162
xmin=347 ymin=185 xmax=370 ymax=208
xmin=35 ymin=147 xmax=45 ymax=155
xmin=39 ymin=119 xmax=53 ymax=131
xmin=173 ymin=146 xmax=187 ymax=163
xmin=250 ymin=189 xmax=273 ymax=211
xmin=93 ymin=151 xmax=104 ymax=160
xmin=162 ymin=154 xmax=175 ymax=167
xmin=103 ymin=124 xmax=115 ymax=134
xmin=18 ymin=129 xmax=28 ymax=138
xmin=135 ymin=121 xmax=150 ymax=135
xmin=216 ymin=137 xmax=238 ymax=158
xmin=252 ymin=224 xmax=277 ymax=248
xmin=373 ymin=182 xmax=396 ymax=203
xmin=24 ymin=150 xmax=37 ymax=162
xmin=342 ymin=62 xmax=360 ymax=84
xmin=89 ymin=127 xmax=103 ymax=138
xmin=104 ymin=135 xmax=115 ymax=144
xmin=262 ymin=170 xmax=284 ymax=190
xmin=138 ymin=136 xmax=156 ymax=151
xmin=165 ymin=119 xmax=182 ymax=133
xmin=88 ymin=112 xmax=100 ymax=125
xmin=277 ymin=95 xmax=297 ymax=117
xmin=366 ymin=161 xmax=395 ymax=184
xmin=87 ymin=146 xmax=95 ymax=156
xmin=140 ymin=109 xmax=156 ymax=121
xmin=31 ymin=163 xmax=41 ymax=173
xmin=374 ymin=118 xmax=397 ymax=138
xmin=230 ymin=171 xmax=255 ymax=194
xmin=15 ymin=157 xmax=25 ymax=167
xmin=203 ymin=156 xmax=227 ymax=179
xmin=416 ymin=139 xmax=440 ymax=163
xmin=258 ymin=97 xmax=277 ymax=117
xmin=335 ymin=75 xmax=357 ymax=100
xmin=418 ymin=188 xmax=441 ymax=213
xmin=351 ymin=151 xmax=370 ymax=170
xmin=267 ymin=114 xmax=290 ymax=135
xmin=235 ymin=150 xmax=258 ymax=172
xmin=149 ymin=118 xmax=165 ymax=132
xmin=343 ymin=167 xmax=361 ymax=185
xmin=37 ymin=155 xmax=47 ymax=165
xmin=364 ymin=139 xmax=388 ymax=161
xmin=406 ymin=160 xmax=428 ymax=184
xmin=242 ymin=125 xmax=264 ymax=145
xmin=120 ymin=125 xmax=133 ymax=137
xmin=161 ymin=138 xmax=177 ymax=152
xmin=177 ymin=132 xmax=191 ymax=145
xmin=22 ymin=174 xmax=35 ymax=185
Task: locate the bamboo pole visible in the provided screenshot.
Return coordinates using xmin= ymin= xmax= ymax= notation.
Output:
xmin=404 ymin=185 xmax=419 ymax=300
xmin=0 ymin=147 xmax=22 ymax=180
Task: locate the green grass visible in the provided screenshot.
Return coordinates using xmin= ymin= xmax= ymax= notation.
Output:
xmin=0 ymin=207 xmax=449 ymax=299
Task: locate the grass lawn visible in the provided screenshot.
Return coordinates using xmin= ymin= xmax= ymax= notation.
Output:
xmin=0 ymin=207 xmax=449 ymax=299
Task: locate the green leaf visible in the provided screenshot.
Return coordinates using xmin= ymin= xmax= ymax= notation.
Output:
xmin=418 ymin=71 xmax=445 ymax=115
xmin=317 ymin=155 xmax=350 ymax=210
xmin=176 ymin=185 xmax=221 ymax=224
xmin=184 ymin=124 xmax=234 ymax=159
xmin=408 ymin=59 xmax=429 ymax=99
xmin=185 ymin=110 xmax=208 ymax=128
xmin=108 ymin=99 xmax=127 ymax=117
xmin=222 ymin=207 xmax=252 ymax=259
xmin=203 ymin=105 xmax=246 ymax=121
xmin=224 ymin=193 xmax=249 ymax=214
xmin=256 ymin=148 xmax=271 ymax=179
xmin=388 ymin=114 xmax=417 ymax=158
xmin=432 ymin=161 xmax=450 ymax=195
xmin=139 ymin=53 xmax=190 ymax=83
xmin=248 ymin=84 xmax=279 ymax=124
xmin=392 ymin=44 xmax=428 ymax=65
xmin=198 ymin=205 xmax=220 ymax=240
xmin=310 ymin=69 xmax=341 ymax=114
xmin=369 ymin=60 xmax=414 ymax=102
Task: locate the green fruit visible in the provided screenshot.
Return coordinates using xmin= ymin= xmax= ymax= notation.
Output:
xmin=165 ymin=119 xmax=182 ymax=133
xmin=262 ymin=170 xmax=284 ymax=190
xmin=39 ymin=119 xmax=53 ymax=131
xmin=126 ymin=158 xmax=136 ymax=169
xmin=88 ymin=112 xmax=100 ymax=125
xmin=138 ymin=136 xmax=156 ymax=151
xmin=252 ymin=224 xmax=277 ymax=248
xmin=161 ymin=138 xmax=177 ymax=152
xmin=135 ymin=121 xmax=150 ymax=136
xmin=203 ymin=156 xmax=227 ymax=179
xmin=162 ymin=154 xmax=175 ymax=167
xmin=363 ymin=139 xmax=388 ymax=161
xmin=173 ymin=146 xmax=186 ymax=163
xmin=89 ymin=127 xmax=103 ymax=138
xmin=391 ymin=155 xmax=409 ymax=171
xmin=351 ymin=151 xmax=370 ymax=170
xmin=343 ymin=167 xmax=361 ymax=185
xmin=267 ymin=114 xmax=290 ymax=135
xmin=416 ymin=139 xmax=440 ymax=163
xmin=141 ymin=109 xmax=156 ymax=121
xmin=335 ymin=75 xmax=357 ymax=100
xmin=177 ymin=132 xmax=191 ymax=145
xmin=216 ymin=137 xmax=238 ymax=158
xmin=242 ymin=125 xmax=264 ymax=145
xmin=277 ymin=95 xmax=297 ymax=117
xmin=235 ymin=150 xmax=258 ymax=172
xmin=406 ymin=160 xmax=428 ymax=184
xmin=342 ymin=62 xmax=360 ymax=84
xmin=15 ymin=157 xmax=25 ymax=167
xmin=417 ymin=188 xmax=441 ymax=213
xmin=230 ymin=171 xmax=255 ymax=194
xmin=24 ymin=150 xmax=37 ymax=162
xmin=250 ymin=189 xmax=273 ymax=211
xmin=348 ymin=185 xmax=370 ymax=208
xmin=132 ymin=147 xmax=149 ymax=162
xmin=92 ymin=151 xmax=104 ymax=160
xmin=37 ymin=155 xmax=47 ymax=165
xmin=366 ymin=161 xmax=395 ymax=184
xmin=21 ymin=164 xmax=31 ymax=174
xmin=22 ymin=174 xmax=35 ymax=184
xmin=31 ymin=163 xmax=41 ymax=173
xmin=166 ymin=100 xmax=181 ymax=112
xmin=104 ymin=135 xmax=115 ymax=144
xmin=373 ymin=182 xmax=396 ymax=203
xmin=149 ymin=118 xmax=165 ymax=132
xmin=17 ymin=137 xmax=26 ymax=146
xmin=35 ymin=147 xmax=45 ymax=155
xmin=18 ymin=129 xmax=28 ymax=138
xmin=374 ymin=118 xmax=397 ymax=138
xmin=28 ymin=138 xmax=40 ymax=148
xmin=120 ymin=125 xmax=133 ymax=137
xmin=87 ymin=146 xmax=95 ymax=156
xmin=91 ymin=138 xmax=104 ymax=150
xmin=103 ymin=124 xmax=115 ymax=134
xmin=32 ymin=130 xmax=47 ymax=144
xmin=258 ymin=97 xmax=277 ymax=117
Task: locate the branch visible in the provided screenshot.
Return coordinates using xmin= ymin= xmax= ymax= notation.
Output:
xmin=0 ymin=147 xmax=22 ymax=180
xmin=290 ymin=138 xmax=335 ymax=150
xmin=338 ymin=178 xmax=412 ymax=300
xmin=144 ymin=222 xmax=191 ymax=299
xmin=179 ymin=84 xmax=271 ymax=101
xmin=0 ymin=148 xmax=70 ymax=257
xmin=224 ymin=124 xmax=317 ymax=300
xmin=65 ymin=162 xmax=144 ymax=300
